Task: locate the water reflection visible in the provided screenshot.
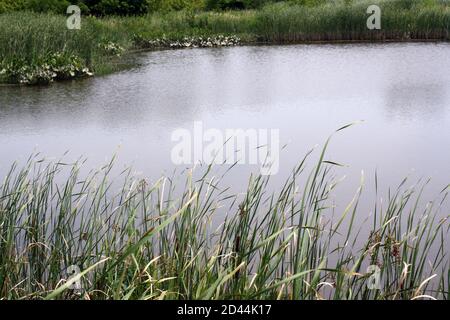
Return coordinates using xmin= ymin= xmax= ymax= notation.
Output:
xmin=385 ymin=83 xmax=446 ymax=121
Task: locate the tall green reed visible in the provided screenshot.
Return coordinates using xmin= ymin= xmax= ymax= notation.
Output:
xmin=0 ymin=141 xmax=447 ymax=300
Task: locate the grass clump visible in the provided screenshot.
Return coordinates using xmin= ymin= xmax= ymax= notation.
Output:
xmin=0 ymin=12 xmax=129 ymax=84
xmin=0 ymin=52 xmax=93 ymax=85
xmin=0 ymin=141 xmax=448 ymax=300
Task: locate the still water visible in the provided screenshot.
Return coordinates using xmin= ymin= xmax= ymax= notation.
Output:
xmin=0 ymin=43 xmax=449 ymax=218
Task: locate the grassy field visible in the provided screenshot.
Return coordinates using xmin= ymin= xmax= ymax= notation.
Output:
xmin=0 ymin=0 xmax=449 ymax=84
xmin=0 ymin=140 xmax=448 ymax=300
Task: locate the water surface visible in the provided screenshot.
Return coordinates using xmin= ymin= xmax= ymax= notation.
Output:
xmin=1 ymin=43 xmax=449 ymax=218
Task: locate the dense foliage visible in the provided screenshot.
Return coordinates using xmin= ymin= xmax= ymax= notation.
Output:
xmin=1 ymin=0 xmax=449 ymax=15
xmin=0 ymin=0 xmax=330 ymax=15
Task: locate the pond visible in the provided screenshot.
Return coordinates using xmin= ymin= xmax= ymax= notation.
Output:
xmin=0 ymin=42 xmax=449 ymax=220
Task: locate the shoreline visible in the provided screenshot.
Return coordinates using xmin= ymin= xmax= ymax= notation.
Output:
xmin=2 ymin=1 xmax=449 ymax=85
xmin=1 ymin=38 xmax=448 ymax=87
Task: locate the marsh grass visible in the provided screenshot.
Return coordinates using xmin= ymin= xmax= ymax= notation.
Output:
xmin=1 ymin=0 xmax=449 ymax=83
xmin=0 ymin=139 xmax=448 ymax=300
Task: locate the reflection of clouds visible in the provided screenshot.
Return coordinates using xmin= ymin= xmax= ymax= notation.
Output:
xmin=384 ymin=83 xmax=447 ymax=121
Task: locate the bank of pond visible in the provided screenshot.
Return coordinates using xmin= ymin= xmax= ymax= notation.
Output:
xmin=1 ymin=1 xmax=449 ymax=85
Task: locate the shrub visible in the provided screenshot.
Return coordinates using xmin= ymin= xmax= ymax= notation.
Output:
xmin=206 ymin=0 xmax=277 ymax=10
xmin=0 ymin=0 xmax=27 ymax=13
xmin=25 ymin=0 xmax=71 ymax=13
xmin=81 ymin=0 xmax=150 ymax=15
xmin=0 ymin=53 xmax=93 ymax=85
xmin=148 ymin=0 xmax=207 ymax=12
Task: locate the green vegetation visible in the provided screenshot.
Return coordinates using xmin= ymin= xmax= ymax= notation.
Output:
xmin=0 ymin=52 xmax=93 ymax=85
xmin=1 ymin=0 xmax=448 ymax=301
xmin=0 ymin=0 xmax=276 ymax=15
xmin=1 ymin=0 xmax=449 ymax=84
xmin=0 ymin=139 xmax=448 ymax=300
xmin=1 ymin=0 xmax=449 ymax=15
